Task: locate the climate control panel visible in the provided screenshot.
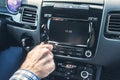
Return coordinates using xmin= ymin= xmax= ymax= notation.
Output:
xmin=48 ymin=60 xmax=96 ymax=80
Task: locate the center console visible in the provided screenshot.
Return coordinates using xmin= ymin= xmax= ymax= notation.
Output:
xmin=47 ymin=59 xmax=96 ymax=80
xmin=40 ymin=1 xmax=103 ymax=80
xmin=40 ymin=2 xmax=103 ymax=58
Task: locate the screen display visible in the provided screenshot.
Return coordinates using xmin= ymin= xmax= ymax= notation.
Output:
xmin=7 ymin=0 xmax=22 ymax=13
xmin=49 ymin=18 xmax=89 ymax=46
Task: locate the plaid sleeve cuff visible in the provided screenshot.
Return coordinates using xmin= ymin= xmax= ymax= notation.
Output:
xmin=9 ymin=69 xmax=41 ymax=80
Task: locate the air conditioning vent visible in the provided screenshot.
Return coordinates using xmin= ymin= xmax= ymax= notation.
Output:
xmin=107 ymin=14 xmax=120 ymax=34
xmin=21 ymin=7 xmax=37 ymax=26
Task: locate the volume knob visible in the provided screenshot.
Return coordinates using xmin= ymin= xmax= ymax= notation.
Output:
xmin=81 ymin=71 xmax=89 ymax=79
xmin=85 ymin=50 xmax=92 ymax=58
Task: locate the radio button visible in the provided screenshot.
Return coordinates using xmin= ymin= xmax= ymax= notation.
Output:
xmin=76 ymin=51 xmax=84 ymax=57
xmin=52 ymin=49 xmax=57 ymax=53
xmin=69 ymin=50 xmax=84 ymax=57
xmin=76 ymin=48 xmax=84 ymax=51
xmin=68 ymin=52 xmax=73 ymax=55
xmin=58 ymin=50 xmax=65 ymax=54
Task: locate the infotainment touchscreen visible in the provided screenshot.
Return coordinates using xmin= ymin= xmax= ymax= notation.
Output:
xmin=48 ymin=18 xmax=90 ymax=46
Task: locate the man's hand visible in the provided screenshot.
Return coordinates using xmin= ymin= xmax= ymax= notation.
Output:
xmin=20 ymin=42 xmax=55 ymax=78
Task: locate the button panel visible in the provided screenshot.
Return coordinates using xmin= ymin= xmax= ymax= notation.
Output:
xmin=51 ymin=61 xmax=96 ymax=80
xmin=51 ymin=44 xmax=90 ymax=58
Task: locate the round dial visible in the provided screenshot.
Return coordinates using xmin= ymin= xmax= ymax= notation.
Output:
xmin=7 ymin=0 xmax=22 ymax=13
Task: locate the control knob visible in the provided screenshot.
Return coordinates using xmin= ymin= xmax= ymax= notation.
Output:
xmin=21 ymin=34 xmax=34 ymax=51
xmin=81 ymin=71 xmax=89 ymax=79
xmin=85 ymin=50 xmax=92 ymax=58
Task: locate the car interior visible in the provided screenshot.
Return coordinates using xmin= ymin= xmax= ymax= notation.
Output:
xmin=0 ymin=0 xmax=120 ymax=80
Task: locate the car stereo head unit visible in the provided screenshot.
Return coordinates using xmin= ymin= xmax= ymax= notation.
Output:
xmin=40 ymin=2 xmax=103 ymax=58
xmin=47 ymin=17 xmax=92 ymax=47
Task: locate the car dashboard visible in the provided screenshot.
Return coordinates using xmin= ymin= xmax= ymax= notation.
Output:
xmin=0 ymin=0 xmax=120 ymax=80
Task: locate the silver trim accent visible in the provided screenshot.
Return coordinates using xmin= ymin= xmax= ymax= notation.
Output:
xmin=87 ymin=22 xmax=93 ymax=47
xmin=85 ymin=50 xmax=92 ymax=58
xmin=43 ymin=0 xmax=104 ymax=4
xmin=47 ymin=18 xmax=51 ymax=30
xmin=81 ymin=71 xmax=89 ymax=79
xmin=89 ymin=5 xmax=103 ymax=10
xmin=48 ymin=41 xmax=87 ymax=47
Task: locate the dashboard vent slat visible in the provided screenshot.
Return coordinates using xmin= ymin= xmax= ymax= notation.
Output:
xmin=107 ymin=14 xmax=120 ymax=34
xmin=21 ymin=7 xmax=37 ymax=25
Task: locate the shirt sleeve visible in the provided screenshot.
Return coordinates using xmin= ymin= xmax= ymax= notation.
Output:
xmin=9 ymin=69 xmax=41 ymax=80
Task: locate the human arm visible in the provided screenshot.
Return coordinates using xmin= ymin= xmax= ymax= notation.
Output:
xmin=9 ymin=43 xmax=55 ymax=80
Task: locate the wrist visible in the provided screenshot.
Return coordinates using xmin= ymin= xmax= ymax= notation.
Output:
xmin=10 ymin=69 xmax=41 ymax=80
